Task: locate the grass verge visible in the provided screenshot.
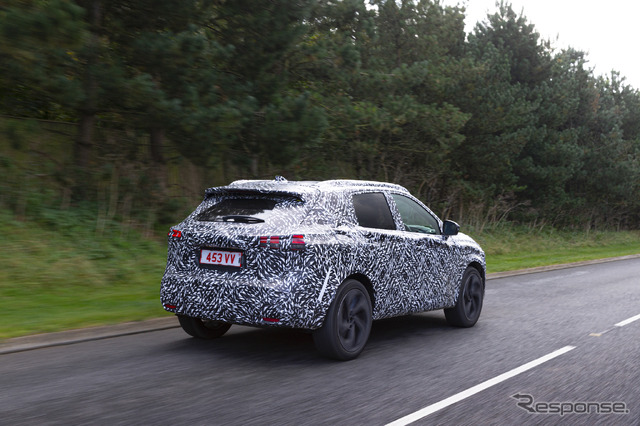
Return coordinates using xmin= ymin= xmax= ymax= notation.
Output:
xmin=2 ymin=210 xmax=639 ymax=339
xmin=0 ymin=209 xmax=171 ymax=339
xmin=476 ymin=225 xmax=640 ymax=272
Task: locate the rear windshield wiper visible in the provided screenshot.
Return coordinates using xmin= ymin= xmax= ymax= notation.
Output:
xmin=215 ymin=215 xmax=265 ymax=224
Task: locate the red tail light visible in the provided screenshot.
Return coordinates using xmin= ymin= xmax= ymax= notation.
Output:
xmin=291 ymin=234 xmax=306 ymax=250
xmin=168 ymin=229 xmax=182 ymax=238
xmin=258 ymin=235 xmax=306 ymax=250
xmin=269 ymin=236 xmax=281 ymax=249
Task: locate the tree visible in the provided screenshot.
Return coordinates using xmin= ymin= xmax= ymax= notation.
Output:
xmin=105 ymin=0 xmax=239 ymax=192
xmin=301 ymin=0 xmax=472 ymax=206
xmin=568 ymin=73 xmax=640 ymax=228
xmin=471 ymin=1 xmax=551 ymax=87
xmin=0 ymin=0 xmax=87 ymax=121
xmin=206 ymin=0 xmax=327 ymax=177
xmin=459 ymin=3 xmax=586 ymax=223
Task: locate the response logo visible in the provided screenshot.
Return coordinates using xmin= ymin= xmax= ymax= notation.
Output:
xmin=512 ymin=393 xmax=629 ymax=416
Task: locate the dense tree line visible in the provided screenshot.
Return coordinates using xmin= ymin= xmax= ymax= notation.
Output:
xmin=1 ymin=0 xmax=639 ymax=229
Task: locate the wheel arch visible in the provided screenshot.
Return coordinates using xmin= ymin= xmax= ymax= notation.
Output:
xmin=344 ymin=273 xmax=376 ymax=311
xmin=467 ymin=261 xmax=486 ymax=287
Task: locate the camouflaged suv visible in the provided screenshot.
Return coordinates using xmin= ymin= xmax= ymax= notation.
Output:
xmin=161 ymin=177 xmax=485 ymax=360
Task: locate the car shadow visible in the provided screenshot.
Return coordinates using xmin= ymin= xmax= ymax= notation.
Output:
xmin=368 ymin=311 xmax=451 ymax=344
xmin=162 ymin=311 xmax=452 ymax=365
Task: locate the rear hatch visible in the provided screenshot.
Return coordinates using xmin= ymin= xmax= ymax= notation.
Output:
xmin=170 ymin=189 xmax=316 ymax=273
xmin=194 ymin=190 xmax=307 ymax=229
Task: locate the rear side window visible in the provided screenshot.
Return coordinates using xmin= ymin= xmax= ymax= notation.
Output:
xmin=196 ymin=194 xmax=304 ymax=223
xmin=352 ymin=192 xmax=396 ymax=230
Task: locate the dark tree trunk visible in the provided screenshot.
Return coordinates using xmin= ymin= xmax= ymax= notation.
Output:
xmin=149 ymin=126 xmax=168 ymax=195
xmin=150 ymin=126 xmax=166 ymax=165
xmin=72 ymin=0 xmax=103 ymax=199
xmin=74 ymin=112 xmax=95 ymax=169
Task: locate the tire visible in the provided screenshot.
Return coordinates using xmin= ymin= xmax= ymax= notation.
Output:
xmin=177 ymin=315 xmax=231 ymax=339
xmin=444 ymin=267 xmax=484 ymax=327
xmin=313 ymin=279 xmax=372 ymax=360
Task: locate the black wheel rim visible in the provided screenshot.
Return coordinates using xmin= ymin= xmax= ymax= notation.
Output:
xmin=337 ymin=289 xmax=370 ymax=352
xmin=462 ymin=273 xmax=483 ymax=320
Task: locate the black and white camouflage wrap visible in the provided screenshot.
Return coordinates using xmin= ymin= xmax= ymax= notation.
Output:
xmin=160 ymin=179 xmax=486 ymax=330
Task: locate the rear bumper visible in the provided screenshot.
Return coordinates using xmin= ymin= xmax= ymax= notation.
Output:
xmin=160 ymin=269 xmax=327 ymax=330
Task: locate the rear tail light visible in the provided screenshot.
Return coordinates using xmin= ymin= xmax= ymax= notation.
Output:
xmin=258 ymin=235 xmax=306 ymax=250
xmin=269 ymin=236 xmax=281 ymax=249
xmin=168 ymin=229 xmax=182 ymax=238
xmin=291 ymin=234 xmax=306 ymax=250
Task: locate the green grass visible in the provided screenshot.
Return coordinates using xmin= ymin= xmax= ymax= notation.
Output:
xmin=1 ymin=209 xmax=639 ymax=339
xmin=476 ymin=226 xmax=640 ymax=273
xmin=0 ymin=209 xmax=172 ymax=339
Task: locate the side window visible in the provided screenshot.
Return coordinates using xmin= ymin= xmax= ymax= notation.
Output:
xmin=352 ymin=192 xmax=396 ymax=230
xmin=391 ymin=194 xmax=440 ymax=235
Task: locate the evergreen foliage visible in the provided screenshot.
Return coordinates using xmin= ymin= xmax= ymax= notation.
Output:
xmin=0 ymin=0 xmax=639 ymax=229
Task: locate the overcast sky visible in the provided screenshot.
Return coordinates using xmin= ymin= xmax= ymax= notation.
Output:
xmin=442 ymin=0 xmax=640 ymax=88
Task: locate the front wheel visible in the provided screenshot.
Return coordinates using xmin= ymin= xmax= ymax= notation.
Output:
xmin=444 ymin=267 xmax=484 ymax=327
xmin=177 ymin=315 xmax=231 ymax=339
xmin=313 ymin=279 xmax=372 ymax=360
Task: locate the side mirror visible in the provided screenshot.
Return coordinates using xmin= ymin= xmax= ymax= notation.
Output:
xmin=443 ymin=220 xmax=460 ymax=236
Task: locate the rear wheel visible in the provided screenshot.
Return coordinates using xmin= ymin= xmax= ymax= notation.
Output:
xmin=177 ymin=315 xmax=231 ymax=339
xmin=444 ymin=267 xmax=484 ymax=327
xmin=313 ymin=279 xmax=372 ymax=360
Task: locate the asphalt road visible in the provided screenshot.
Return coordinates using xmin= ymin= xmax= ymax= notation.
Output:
xmin=1 ymin=258 xmax=639 ymax=425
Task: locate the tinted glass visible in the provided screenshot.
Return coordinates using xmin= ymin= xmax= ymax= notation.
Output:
xmin=352 ymin=192 xmax=396 ymax=230
xmin=196 ymin=195 xmax=303 ymax=222
xmin=391 ymin=194 xmax=440 ymax=235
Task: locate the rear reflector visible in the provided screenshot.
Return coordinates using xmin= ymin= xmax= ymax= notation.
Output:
xmin=291 ymin=234 xmax=305 ymax=250
xmin=269 ymin=236 xmax=281 ymax=249
xmin=164 ymin=304 xmax=177 ymax=309
xmin=263 ymin=317 xmax=280 ymax=323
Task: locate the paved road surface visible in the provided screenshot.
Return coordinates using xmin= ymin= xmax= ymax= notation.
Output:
xmin=1 ymin=258 xmax=639 ymax=425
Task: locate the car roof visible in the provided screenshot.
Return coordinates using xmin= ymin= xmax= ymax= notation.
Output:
xmin=209 ymin=177 xmax=411 ymax=196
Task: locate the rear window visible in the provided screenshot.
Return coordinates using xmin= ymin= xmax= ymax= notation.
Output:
xmin=352 ymin=192 xmax=396 ymax=230
xmin=196 ymin=194 xmax=304 ymax=223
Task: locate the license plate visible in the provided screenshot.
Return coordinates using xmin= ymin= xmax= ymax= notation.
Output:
xmin=200 ymin=249 xmax=243 ymax=268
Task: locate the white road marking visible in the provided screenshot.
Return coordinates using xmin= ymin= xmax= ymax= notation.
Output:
xmin=615 ymin=313 xmax=640 ymax=327
xmin=386 ymin=346 xmax=576 ymax=426
xmin=589 ymin=312 xmax=640 ymax=336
